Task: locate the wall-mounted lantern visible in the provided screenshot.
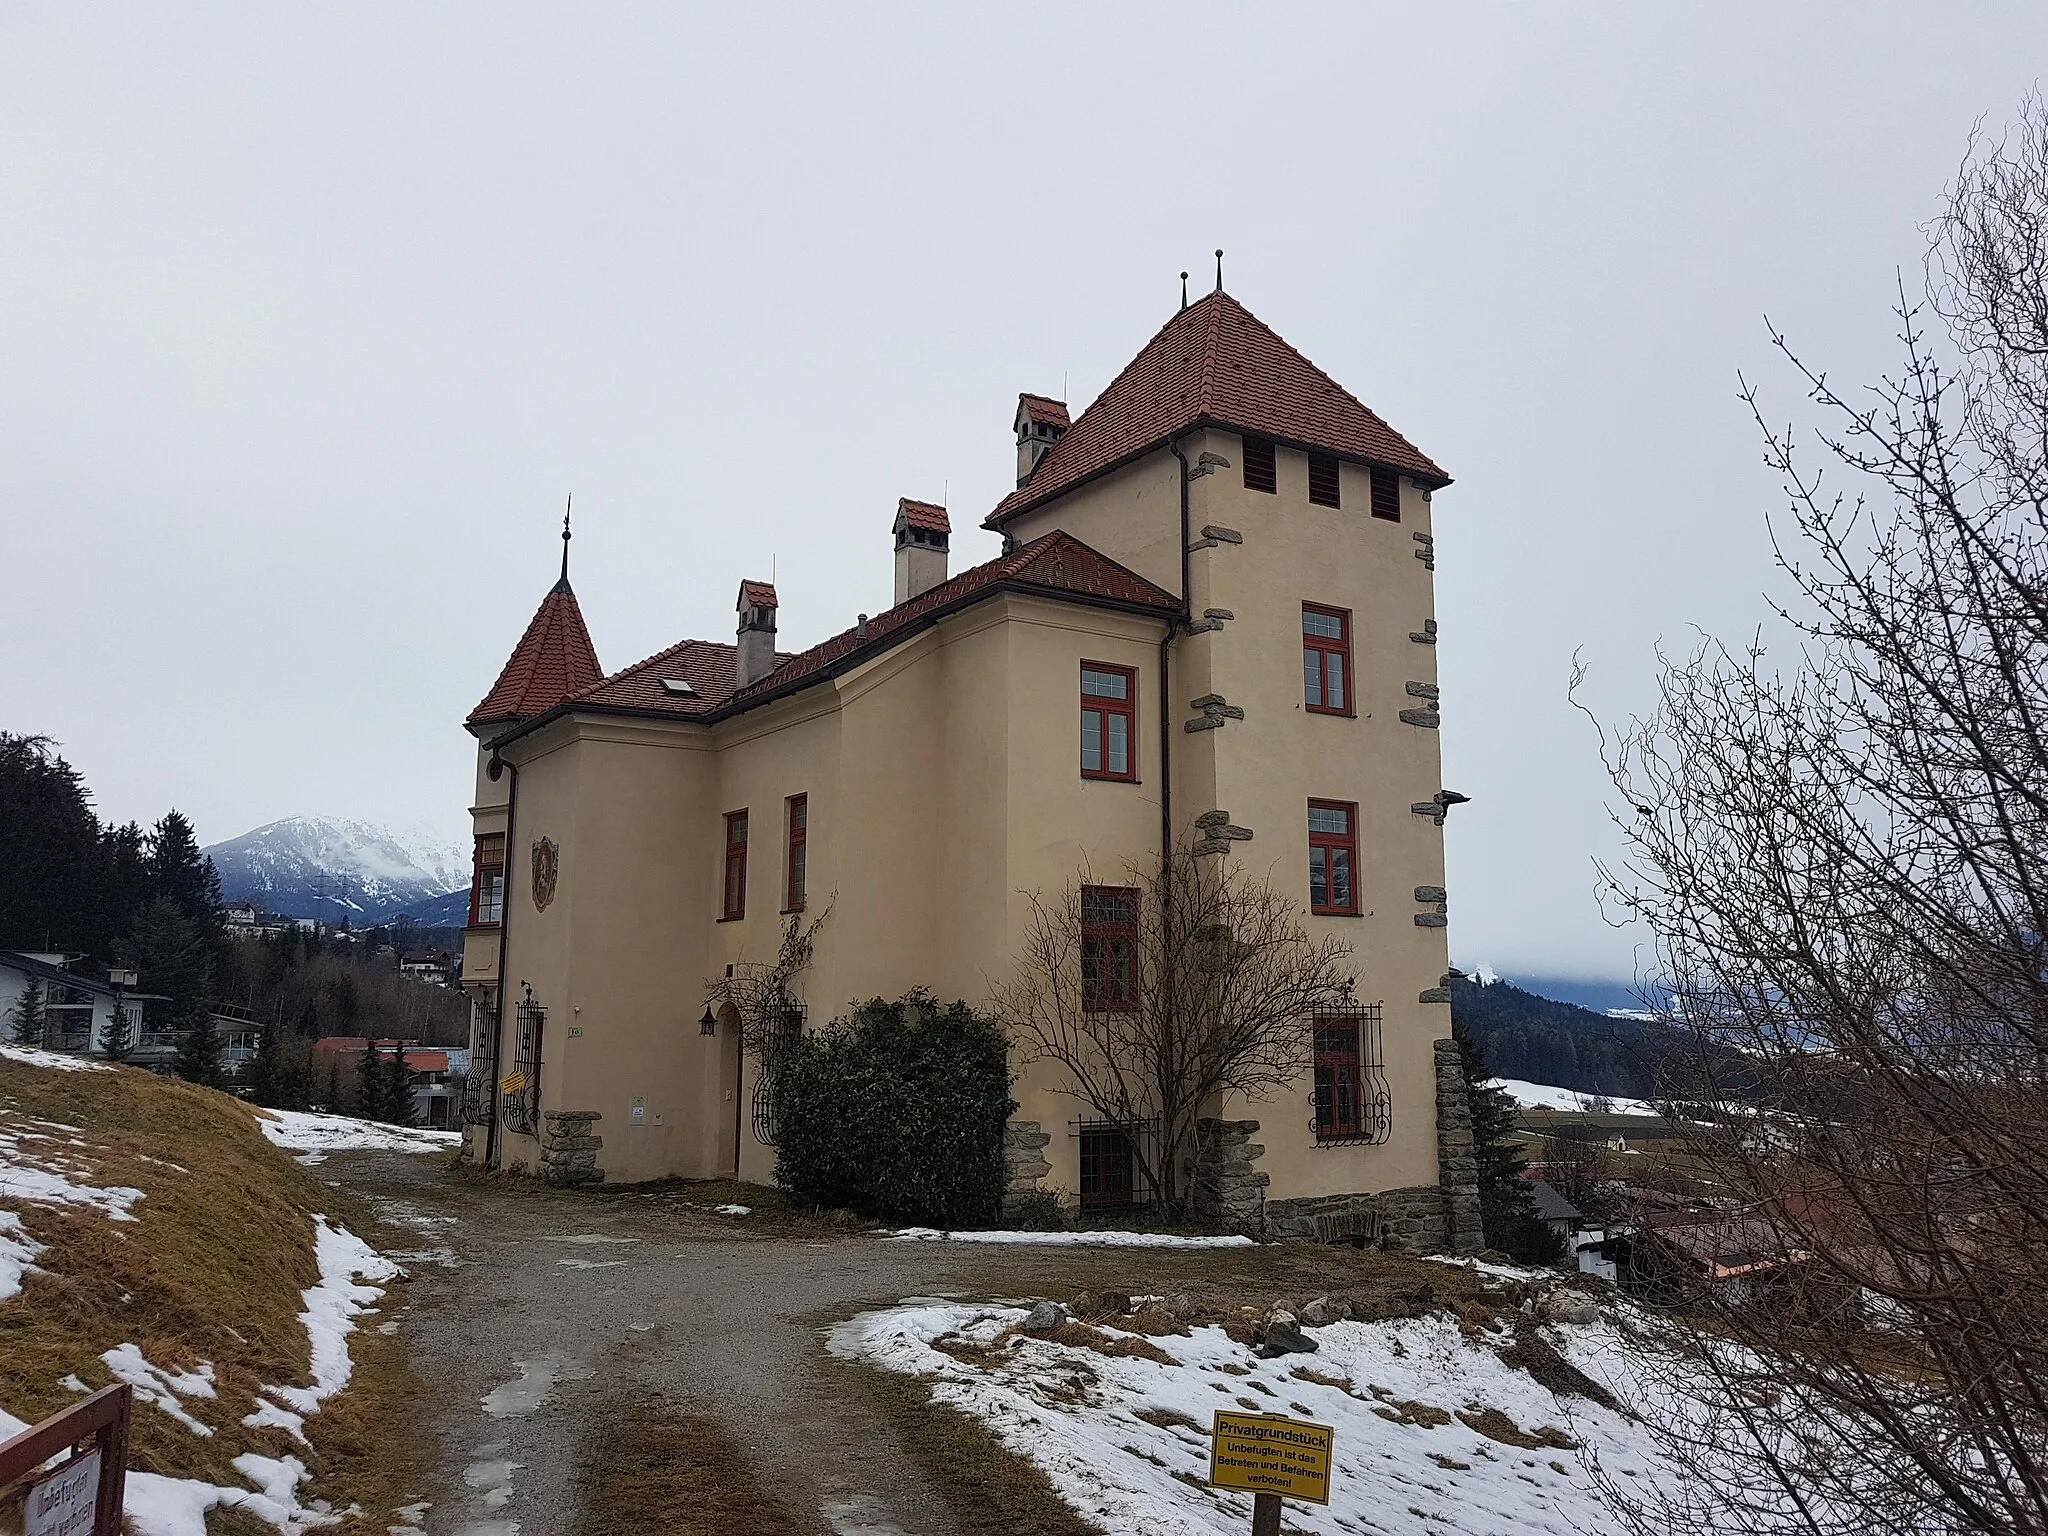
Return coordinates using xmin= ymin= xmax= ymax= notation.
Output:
xmin=699 ymin=1005 xmax=717 ymax=1037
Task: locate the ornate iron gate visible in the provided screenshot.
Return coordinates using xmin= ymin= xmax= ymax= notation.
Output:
xmin=501 ymin=988 xmax=543 ymax=1137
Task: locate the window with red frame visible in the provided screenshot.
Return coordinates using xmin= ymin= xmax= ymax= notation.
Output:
xmin=784 ymin=795 xmax=807 ymax=912
xmin=1080 ymin=663 xmax=1137 ymax=781
xmin=721 ymin=811 xmax=748 ymax=920
xmin=1312 ymin=1007 xmax=1389 ymax=1144
xmin=1308 ymin=800 xmax=1358 ymax=915
xmin=1370 ymin=466 xmax=1401 ymax=521
xmin=1080 ymin=885 xmax=1139 ymax=1012
xmin=1302 ymin=604 xmax=1352 ymax=715
xmin=468 ymin=833 xmax=505 ymax=927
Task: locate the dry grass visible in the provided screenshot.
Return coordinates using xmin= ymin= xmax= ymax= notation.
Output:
xmin=1455 ymin=1407 xmax=1578 ymax=1451
xmin=570 ymin=1402 xmax=799 ymax=1536
xmin=0 ymin=1058 xmax=422 ymax=1529
xmin=1134 ymin=1405 xmax=1206 ymax=1433
xmin=839 ymin=1361 xmax=1099 ymax=1536
xmin=1370 ymin=1398 xmax=1453 ymax=1429
xmin=1035 ymin=1319 xmax=1179 ymax=1365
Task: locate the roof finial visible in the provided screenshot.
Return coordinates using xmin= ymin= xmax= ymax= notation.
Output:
xmin=1214 ymin=248 xmax=1224 ymax=293
xmin=559 ymin=494 xmax=573 ymax=586
xmin=1180 ymin=270 xmax=1189 ymax=311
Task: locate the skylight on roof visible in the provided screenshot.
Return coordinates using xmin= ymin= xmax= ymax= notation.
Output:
xmin=660 ymin=678 xmax=698 ymax=697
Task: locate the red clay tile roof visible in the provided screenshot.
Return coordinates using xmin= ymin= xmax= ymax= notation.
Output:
xmin=489 ymin=532 xmax=1177 ymax=737
xmin=895 ymin=498 xmax=950 ymax=535
xmin=468 ymin=578 xmax=605 ymax=727
xmin=739 ymin=580 xmax=778 ymax=611
xmin=1017 ymin=393 xmax=1071 ymax=429
xmin=987 ymin=291 xmax=1448 ymax=529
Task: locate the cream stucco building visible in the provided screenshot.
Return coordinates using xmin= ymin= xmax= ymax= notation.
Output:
xmin=456 ymin=289 xmax=1480 ymax=1249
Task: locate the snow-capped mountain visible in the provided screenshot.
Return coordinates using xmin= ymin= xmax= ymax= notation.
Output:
xmin=203 ymin=816 xmax=470 ymax=925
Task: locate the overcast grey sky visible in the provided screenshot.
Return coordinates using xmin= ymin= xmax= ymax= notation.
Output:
xmin=4 ymin=5 xmax=2042 ymax=982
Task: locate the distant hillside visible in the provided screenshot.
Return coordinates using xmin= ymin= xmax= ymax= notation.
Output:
xmin=1451 ymin=975 xmax=1688 ymax=1100
xmin=205 ymin=815 xmax=467 ymax=925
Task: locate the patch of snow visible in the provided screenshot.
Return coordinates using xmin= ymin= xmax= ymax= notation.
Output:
xmin=542 ymin=1233 xmax=638 ymax=1245
xmin=832 ymin=1300 xmax=1693 ymax=1536
xmin=0 ymin=1043 xmax=111 ymax=1072
xmin=1491 ymin=1079 xmax=1657 ymax=1116
xmin=256 ymin=1217 xmax=399 ymax=1434
xmin=0 ymin=1114 xmax=147 ymax=1221
xmin=254 ymin=1109 xmax=462 ymax=1157
xmin=124 ymin=1454 xmax=342 ymax=1536
xmin=479 ymin=1354 xmax=592 ymax=1418
xmin=60 ymin=1373 xmax=88 ymax=1393
xmin=556 ymin=1258 xmax=626 ymax=1270
xmin=101 ymin=1344 xmax=217 ymax=1436
xmin=1415 ymin=1252 xmax=1552 ymax=1283
xmin=888 ymin=1228 xmax=1256 ymax=1249
xmin=0 ymin=1209 xmax=46 ymax=1301
xmin=714 ymin=1203 xmax=752 ymax=1215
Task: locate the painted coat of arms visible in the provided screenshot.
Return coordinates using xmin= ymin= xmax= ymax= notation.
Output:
xmin=531 ymin=836 xmax=559 ymax=912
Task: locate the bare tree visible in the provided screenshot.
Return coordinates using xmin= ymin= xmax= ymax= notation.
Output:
xmin=994 ymin=843 xmax=1356 ymax=1221
xmin=703 ymin=904 xmax=832 ymax=1057
xmin=1579 ymin=99 xmax=2048 ymax=1536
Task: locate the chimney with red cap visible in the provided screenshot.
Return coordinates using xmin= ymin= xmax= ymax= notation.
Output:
xmin=735 ymin=579 xmax=778 ymax=689
xmin=1014 ymin=393 xmax=1069 ymax=487
xmin=892 ymin=498 xmax=950 ymax=606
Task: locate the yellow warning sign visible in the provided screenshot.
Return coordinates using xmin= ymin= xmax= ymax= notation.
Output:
xmin=1208 ymin=1410 xmax=1335 ymax=1504
xmin=499 ymin=1071 xmax=527 ymax=1094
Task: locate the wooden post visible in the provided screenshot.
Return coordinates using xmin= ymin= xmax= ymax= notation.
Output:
xmin=1251 ymin=1490 xmax=1282 ymax=1536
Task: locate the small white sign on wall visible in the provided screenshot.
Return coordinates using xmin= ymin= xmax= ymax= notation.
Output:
xmin=630 ymin=1096 xmax=645 ymax=1126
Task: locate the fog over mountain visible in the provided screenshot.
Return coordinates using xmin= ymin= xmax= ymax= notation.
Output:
xmin=203 ymin=815 xmax=468 ymax=925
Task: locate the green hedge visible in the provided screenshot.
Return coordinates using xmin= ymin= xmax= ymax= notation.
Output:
xmin=772 ymin=991 xmax=1014 ymax=1228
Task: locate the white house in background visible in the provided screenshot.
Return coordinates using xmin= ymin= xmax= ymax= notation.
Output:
xmin=0 ymin=950 xmax=261 ymax=1077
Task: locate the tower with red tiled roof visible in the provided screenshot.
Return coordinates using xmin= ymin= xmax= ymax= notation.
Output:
xmin=467 ymin=516 xmax=604 ymax=730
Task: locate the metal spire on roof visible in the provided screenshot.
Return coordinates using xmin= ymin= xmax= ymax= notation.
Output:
xmin=1181 ymin=270 xmax=1189 ymax=311
xmin=558 ymin=494 xmax=573 ymax=588
xmin=1214 ymin=248 xmax=1224 ymax=293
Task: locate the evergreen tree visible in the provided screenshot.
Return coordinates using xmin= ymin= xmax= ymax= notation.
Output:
xmin=173 ymin=1008 xmax=222 ymax=1086
xmin=383 ymin=1042 xmax=417 ymax=1126
xmin=9 ymin=978 xmax=47 ymax=1046
xmin=145 ymin=811 xmax=225 ymax=935
xmin=323 ymin=1059 xmax=342 ymax=1114
xmin=122 ymin=897 xmax=215 ymax=1022
xmin=1454 ymin=1018 xmax=1567 ymax=1266
xmin=0 ymin=735 xmax=112 ymax=954
xmin=357 ymin=1042 xmax=385 ymax=1121
xmin=100 ymin=995 xmax=136 ymax=1062
xmin=246 ymin=1023 xmax=280 ymax=1105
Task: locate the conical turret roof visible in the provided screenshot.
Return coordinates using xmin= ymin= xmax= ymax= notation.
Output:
xmin=468 ymin=574 xmax=604 ymax=729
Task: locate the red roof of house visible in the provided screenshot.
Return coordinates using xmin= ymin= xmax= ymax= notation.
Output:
xmin=739 ymin=580 xmax=778 ymax=611
xmin=895 ymin=498 xmax=950 ymax=535
xmin=987 ymin=291 xmax=1448 ymax=529
xmin=1017 ymin=393 xmax=1071 ymax=429
xmin=468 ymin=578 xmax=605 ymax=727
xmin=528 ymin=531 xmax=1175 ymax=730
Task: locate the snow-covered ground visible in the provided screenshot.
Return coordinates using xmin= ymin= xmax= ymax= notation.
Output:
xmin=253 ymin=1108 xmax=463 ymax=1161
xmin=1489 ymin=1079 xmax=1657 ymax=1117
xmin=1 ymin=1043 xmax=112 ymax=1073
xmin=890 ymin=1228 xmax=1257 ymax=1249
xmin=834 ymin=1300 xmax=1678 ymax=1536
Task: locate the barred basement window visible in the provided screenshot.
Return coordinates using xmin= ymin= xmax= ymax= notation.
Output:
xmin=1308 ymin=451 xmax=1341 ymax=508
xmin=1311 ymin=1005 xmax=1390 ymax=1145
xmin=1370 ymin=466 xmax=1401 ymax=522
xmin=1073 ymin=1118 xmax=1160 ymax=1209
xmin=1242 ymin=434 xmax=1277 ymax=494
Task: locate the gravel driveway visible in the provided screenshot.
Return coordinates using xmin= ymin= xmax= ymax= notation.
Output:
xmin=319 ymin=1149 xmax=1394 ymax=1536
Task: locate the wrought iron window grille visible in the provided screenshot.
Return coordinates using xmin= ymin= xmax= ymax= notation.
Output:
xmin=750 ymin=1004 xmax=805 ymax=1146
xmin=502 ymin=986 xmax=544 ymax=1138
xmin=1309 ymin=1003 xmax=1391 ymax=1146
xmin=1070 ymin=1117 xmax=1161 ymax=1210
